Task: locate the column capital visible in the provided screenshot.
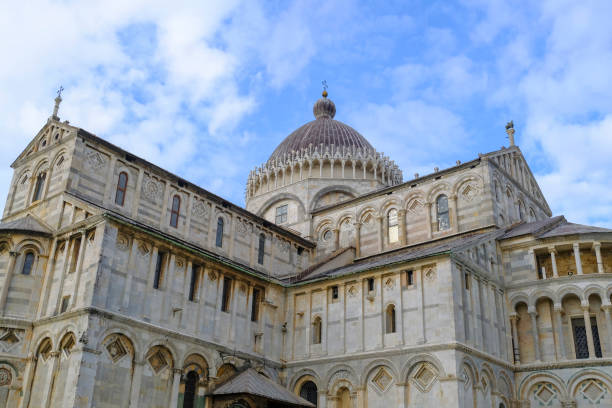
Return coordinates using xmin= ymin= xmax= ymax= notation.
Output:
xmin=592 ymin=241 xmax=602 ymax=249
xmin=509 ymin=313 xmax=519 ymax=322
xmin=8 ymin=251 xmax=18 ymax=257
xmin=601 ymin=304 xmax=612 ymax=312
xmin=553 ymin=303 xmax=564 ymax=312
xmin=573 ymin=242 xmax=581 ymax=250
xmin=548 ymin=246 xmax=557 ymax=254
xmin=527 ymin=306 xmax=537 ymax=316
xmin=581 ymin=302 xmax=590 ymax=311
xmin=398 ymin=208 xmax=407 ymax=216
xmin=173 ymin=368 xmax=183 ymax=375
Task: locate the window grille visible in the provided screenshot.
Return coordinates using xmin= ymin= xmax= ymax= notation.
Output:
xmin=275 ymin=204 xmax=288 ymax=224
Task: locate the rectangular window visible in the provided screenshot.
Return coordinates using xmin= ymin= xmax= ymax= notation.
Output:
xmin=406 ymin=270 xmax=414 ymax=286
xmin=331 ymin=285 xmax=339 ymax=300
xmin=153 ymin=252 xmax=164 ymax=289
xmin=275 ymin=204 xmax=288 ymax=224
xmin=251 ymin=288 xmax=261 ymax=322
xmin=188 ymin=264 xmax=198 ymax=302
xmin=367 ymin=278 xmax=374 ymax=292
xmin=464 ymin=272 xmax=470 ymax=290
xmin=572 ymin=317 xmax=602 ymax=359
xmin=69 ymin=238 xmax=81 ymax=273
xmin=221 ymin=277 xmax=232 ymax=312
xmin=60 ymin=296 xmax=70 ymax=313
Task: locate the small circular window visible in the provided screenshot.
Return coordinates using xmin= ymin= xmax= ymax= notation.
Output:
xmin=323 ymin=229 xmax=332 ymax=241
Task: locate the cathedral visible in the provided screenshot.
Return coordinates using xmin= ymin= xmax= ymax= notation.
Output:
xmin=0 ymin=89 xmax=611 ymax=408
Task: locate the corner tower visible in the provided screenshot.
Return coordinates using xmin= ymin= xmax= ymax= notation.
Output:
xmin=245 ymin=91 xmax=402 ymax=238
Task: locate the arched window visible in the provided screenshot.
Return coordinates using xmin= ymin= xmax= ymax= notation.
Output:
xmin=436 ymin=194 xmax=450 ymax=231
xmin=183 ymin=371 xmax=199 ymax=408
xmin=115 ymin=172 xmax=128 ymax=206
xmin=385 ymin=304 xmax=396 ymax=333
xmin=32 ymin=172 xmax=46 ymax=202
xmin=22 ymin=252 xmax=35 ymax=275
xmin=518 ymin=201 xmax=525 ymax=221
xmin=170 ymin=195 xmax=181 ymax=228
xmin=299 ymin=381 xmax=318 ymax=406
xmin=388 ymin=209 xmax=399 ymax=243
xmin=257 ymin=233 xmax=265 ymax=265
xmin=216 ymin=217 xmax=224 ymax=247
xmin=312 ymin=317 xmax=322 ymax=344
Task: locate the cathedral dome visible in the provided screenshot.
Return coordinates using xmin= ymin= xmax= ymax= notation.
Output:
xmin=267 ymin=92 xmax=374 ymax=163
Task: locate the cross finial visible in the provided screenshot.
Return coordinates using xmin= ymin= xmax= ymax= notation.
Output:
xmin=52 ymin=86 xmax=64 ymax=121
xmin=321 ymin=80 xmax=328 ymax=97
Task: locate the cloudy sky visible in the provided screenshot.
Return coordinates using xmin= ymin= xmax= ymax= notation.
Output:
xmin=1 ymin=0 xmax=611 ymax=226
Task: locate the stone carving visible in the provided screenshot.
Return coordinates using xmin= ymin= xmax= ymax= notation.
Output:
xmin=384 ymin=277 xmax=395 ymax=290
xmin=407 ymin=199 xmax=424 ymax=214
xmin=236 ymin=219 xmax=250 ymax=235
xmin=137 ymin=242 xmax=150 ymax=257
xmin=192 ymin=200 xmax=208 ymax=219
xmin=423 ymin=265 xmax=436 ymax=282
xmin=579 ymin=379 xmax=607 ymax=404
xmin=534 ymin=383 xmax=557 ymax=405
xmin=176 ymin=258 xmax=185 ymax=268
xmin=411 ymin=363 xmax=437 ymax=392
xmin=0 ymin=328 xmax=22 ymax=352
xmin=0 ymin=368 xmax=11 ymax=386
xmin=142 ymin=176 xmax=162 ymax=202
xmin=276 ymin=238 xmax=290 ymax=254
xmin=148 ymin=350 xmax=169 ymax=374
xmin=371 ymin=367 xmax=392 ymax=392
xmin=347 ymin=286 xmax=357 ymax=297
xmin=106 ymin=337 xmax=128 ymax=363
xmin=461 ymin=184 xmax=477 ymax=201
xmin=116 ymin=234 xmax=129 ymax=251
xmin=209 ymin=271 xmax=217 ymax=281
xmin=85 ymin=149 xmax=107 ymax=170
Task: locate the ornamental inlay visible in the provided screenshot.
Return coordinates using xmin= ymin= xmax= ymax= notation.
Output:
xmin=148 ymin=350 xmax=169 ymax=374
xmin=192 ymin=201 xmax=208 ymax=219
xmin=85 ymin=149 xmax=106 ymax=170
xmin=106 ymin=338 xmax=128 ymax=363
xmin=142 ymin=176 xmax=162 ymax=202
xmin=534 ymin=383 xmax=556 ymax=405
xmin=580 ymin=379 xmax=606 ymax=403
xmin=371 ymin=367 xmax=392 ymax=392
xmin=412 ymin=363 xmax=436 ymax=392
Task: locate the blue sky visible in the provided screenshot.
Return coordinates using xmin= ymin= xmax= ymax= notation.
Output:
xmin=1 ymin=0 xmax=611 ymax=226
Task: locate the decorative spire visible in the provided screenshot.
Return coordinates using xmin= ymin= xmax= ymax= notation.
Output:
xmin=313 ymin=81 xmax=335 ymax=119
xmin=505 ymin=120 xmax=515 ymax=146
xmin=52 ymin=86 xmax=64 ymax=121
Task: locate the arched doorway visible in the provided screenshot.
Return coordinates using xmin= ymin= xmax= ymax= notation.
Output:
xmin=299 ymin=380 xmax=318 ymax=406
xmin=183 ymin=371 xmax=198 ymax=408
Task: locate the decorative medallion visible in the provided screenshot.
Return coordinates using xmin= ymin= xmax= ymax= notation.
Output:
xmin=142 ymin=176 xmax=162 ymax=202
xmin=423 ymin=265 xmax=436 ymax=281
xmin=209 ymin=271 xmax=217 ymax=281
xmin=176 ymin=258 xmax=185 ymax=269
xmin=347 ymin=286 xmax=357 ymax=297
xmin=192 ymin=200 xmax=208 ymax=219
xmin=412 ymin=363 xmax=437 ymax=392
xmin=148 ymin=350 xmax=168 ymax=374
xmin=384 ymin=278 xmax=395 ymax=290
xmin=236 ymin=219 xmax=249 ymax=235
xmin=106 ymin=338 xmax=128 ymax=363
xmin=85 ymin=149 xmax=107 ymax=170
xmin=0 ymin=368 xmax=11 ymax=386
xmin=371 ymin=367 xmax=392 ymax=392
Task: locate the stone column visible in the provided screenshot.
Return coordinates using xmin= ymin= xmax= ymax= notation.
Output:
xmin=353 ymin=222 xmax=361 ymax=258
xmin=450 ymin=194 xmax=459 ymax=233
xmin=333 ymin=228 xmax=340 ymax=252
xmin=398 ymin=209 xmax=407 ymax=245
xmin=528 ymin=307 xmax=541 ymax=361
xmin=169 ymin=368 xmax=182 ymax=408
xmin=582 ymin=303 xmax=596 ymax=358
xmin=42 ymin=351 xmax=61 ymax=408
xmin=376 ymin=215 xmax=383 ymax=252
xmin=601 ymin=304 xmax=612 ymax=357
xmin=549 ymin=247 xmax=559 ymax=278
xmin=573 ymin=243 xmax=583 ymax=275
xmin=509 ymin=314 xmax=520 ymax=364
xmin=18 ymin=355 xmax=37 ymax=408
xmin=70 ymin=229 xmax=88 ymax=309
xmin=593 ymin=242 xmax=604 ymax=274
xmin=425 ymin=202 xmax=433 ymax=239
xmin=129 ymin=360 xmax=144 ymax=406
xmin=553 ymin=304 xmax=567 ymax=360
xmin=0 ymin=251 xmax=18 ymax=313
xmin=38 ymin=238 xmax=59 ymax=317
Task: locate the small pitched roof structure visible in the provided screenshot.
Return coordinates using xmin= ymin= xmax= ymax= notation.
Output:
xmin=500 ymin=216 xmax=612 ymax=240
xmin=212 ymin=368 xmax=315 ymax=407
xmin=0 ymin=214 xmax=52 ymax=236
